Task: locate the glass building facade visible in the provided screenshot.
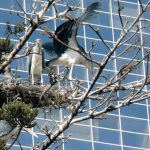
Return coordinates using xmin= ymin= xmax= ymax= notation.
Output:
xmin=0 ymin=0 xmax=150 ymax=149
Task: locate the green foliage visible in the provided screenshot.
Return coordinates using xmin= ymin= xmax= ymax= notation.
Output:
xmin=4 ymin=21 xmax=12 ymax=35
xmin=41 ymin=91 xmax=71 ymax=108
xmin=0 ymin=140 xmax=7 ymax=150
xmin=0 ymin=38 xmax=13 ymax=54
xmin=14 ymin=21 xmax=26 ymax=34
xmin=0 ymin=101 xmax=38 ymax=127
xmin=48 ymin=67 xmax=58 ymax=85
xmin=4 ymin=21 xmax=25 ymax=36
xmin=0 ymin=38 xmax=13 ymax=65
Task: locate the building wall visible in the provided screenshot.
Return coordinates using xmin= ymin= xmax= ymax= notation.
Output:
xmin=0 ymin=0 xmax=150 ymax=149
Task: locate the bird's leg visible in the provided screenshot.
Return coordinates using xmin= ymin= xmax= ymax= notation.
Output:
xmin=31 ymin=73 xmax=34 ymax=84
xmin=48 ymin=66 xmax=58 ymax=86
xmin=59 ymin=66 xmax=73 ymax=88
xmin=68 ymin=66 xmax=73 ymax=81
xmin=28 ymin=74 xmax=31 ymax=83
xmin=41 ymin=74 xmax=43 ymax=85
xmin=68 ymin=65 xmax=73 ymax=87
xmin=63 ymin=66 xmax=70 ymax=80
xmin=31 ymin=73 xmax=41 ymax=85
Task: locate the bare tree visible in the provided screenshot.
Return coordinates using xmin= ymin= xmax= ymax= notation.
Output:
xmin=0 ymin=0 xmax=150 ymax=149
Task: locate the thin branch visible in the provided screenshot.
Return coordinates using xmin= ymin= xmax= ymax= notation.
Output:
xmin=90 ymin=87 xmax=116 ymax=114
xmin=8 ymin=127 xmax=22 ymax=150
xmin=71 ymin=92 xmax=150 ymax=124
xmin=53 ymin=135 xmax=71 ymax=150
xmin=138 ymin=0 xmax=144 ymax=12
xmin=89 ymin=25 xmax=111 ymax=51
xmin=110 ymin=39 xmax=143 ymax=60
xmin=15 ymin=0 xmax=32 ymax=20
xmin=40 ymin=61 xmax=104 ymax=149
xmin=118 ymin=25 xmax=147 ymax=47
xmin=31 ymin=0 xmax=39 ymax=16
xmin=127 ymin=1 xmax=150 ymax=31
xmin=0 ymin=0 xmax=55 ymax=72
xmin=40 ymin=26 xmax=100 ymax=66
xmin=117 ymin=0 xmax=125 ymax=31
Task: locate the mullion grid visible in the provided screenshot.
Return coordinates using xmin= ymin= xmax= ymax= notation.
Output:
xmin=138 ymin=0 xmax=150 ymax=148
xmin=1 ymin=0 xmax=150 ymax=149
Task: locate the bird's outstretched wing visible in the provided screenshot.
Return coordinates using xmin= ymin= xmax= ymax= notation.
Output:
xmin=53 ymin=2 xmax=100 ymax=54
xmin=42 ymin=2 xmax=100 ymax=56
xmin=79 ymin=2 xmax=100 ymax=22
xmin=42 ymin=42 xmax=58 ymax=56
xmin=53 ymin=20 xmax=77 ymax=55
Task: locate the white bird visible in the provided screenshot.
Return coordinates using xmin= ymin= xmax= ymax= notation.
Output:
xmin=29 ymin=39 xmax=44 ymax=84
xmin=42 ymin=2 xmax=100 ymax=69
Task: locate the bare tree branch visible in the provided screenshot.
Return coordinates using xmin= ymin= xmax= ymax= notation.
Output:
xmin=0 ymin=0 xmax=55 ymax=72
xmin=1 ymin=0 xmax=150 ymax=149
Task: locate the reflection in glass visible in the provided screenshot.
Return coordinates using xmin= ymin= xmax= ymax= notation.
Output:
xmin=94 ymin=142 xmax=121 ymax=150
xmin=120 ymin=104 xmax=147 ymax=119
xmin=121 ymin=117 xmax=148 ymax=134
xmin=92 ymin=114 xmax=119 ymax=129
xmin=93 ymin=127 xmax=120 ymax=144
xmin=112 ymin=1 xmax=138 ymax=17
xmin=65 ymin=139 xmax=92 ymax=150
xmin=123 ymin=132 xmax=150 ymax=149
xmin=64 ymin=124 xmax=91 ymax=140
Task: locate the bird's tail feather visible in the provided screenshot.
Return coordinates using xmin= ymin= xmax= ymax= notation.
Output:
xmin=79 ymin=2 xmax=101 ymax=22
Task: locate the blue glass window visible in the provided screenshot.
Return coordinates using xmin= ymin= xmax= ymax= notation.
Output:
xmin=36 ymin=108 xmax=61 ymax=121
xmin=116 ymin=58 xmax=144 ymax=75
xmin=95 ymin=69 xmax=115 ymax=83
xmin=123 ymin=132 xmax=150 ymax=149
xmin=94 ymin=142 xmax=121 ymax=150
xmin=84 ymin=0 xmax=110 ymax=13
xmin=121 ymin=0 xmax=138 ymax=3
xmin=113 ymin=15 xmax=138 ymax=31
xmin=115 ymin=44 xmax=142 ymax=59
xmin=92 ymin=114 xmax=119 ymax=129
xmin=17 ymin=131 xmax=33 ymax=147
xmin=121 ymin=117 xmax=148 ymax=133
xmin=87 ymin=12 xmax=111 ymax=27
xmin=64 ymin=124 xmax=91 ymax=140
xmin=0 ymin=9 xmax=23 ymax=25
xmin=0 ymin=0 xmax=23 ymax=10
xmin=65 ymin=139 xmax=92 ymax=150
xmin=86 ymin=39 xmax=112 ymax=54
xmin=141 ymin=20 xmax=150 ymax=33
xmin=120 ymin=104 xmax=148 ymax=119
xmin=112 ymin=1 xmax=139 ymax=17
xmin=93 ymin=127 xmax=120 ymax=144
xmin=142 ymin=33 xmax=150 ymax=48
xmin=141 ymin=0 xmax=149 ymax=4
xmin=123 ymin=146 xmax=144 ymax=150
